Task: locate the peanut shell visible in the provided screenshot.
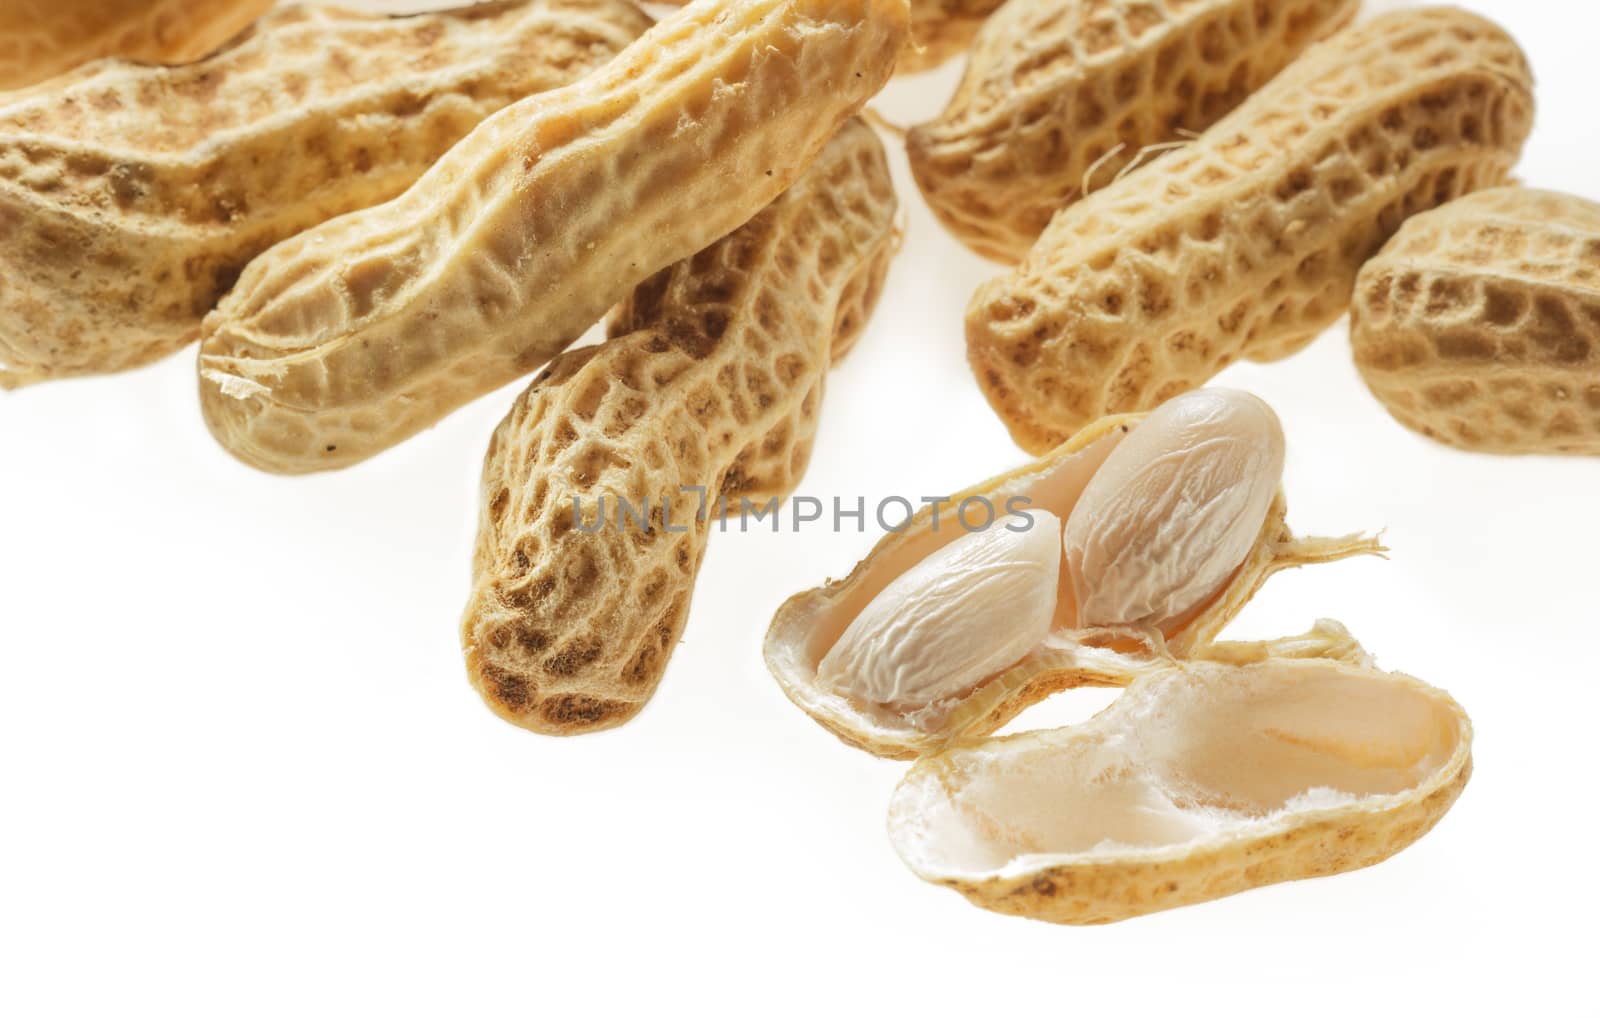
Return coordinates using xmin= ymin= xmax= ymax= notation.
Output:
xmin=0 ymin=0 xmax=652 ymax=388
xmin=0 ymin=0 xmax=272 ymax=91
xmin=197 ymin=0 xmax=908 ymax=475
xmin=463 ymin=118 xmax=898 ymax=735
xmin=764 ymin=403 xmax=1379 ymax=759
xmin=888 ymin=652 xmax=1472 ymax=924
xmin=1352 ymin=186 xmax=1600 ymax=454
xmin=647 ymin=0 xmax=1003 ymax=74
xmin=967 ymin=7 xmax=1536 ymax=454
xmin=909 ymin=0 xmax=1359 ymax=263
xmin=900 ymin=0 xmax=1008 ymax=74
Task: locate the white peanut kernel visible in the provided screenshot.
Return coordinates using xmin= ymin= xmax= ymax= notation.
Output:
xmin=819 ymin=509 xmax=1062 ymax=709
xmin=1064 ymin=389 xmax=1285 ymax=630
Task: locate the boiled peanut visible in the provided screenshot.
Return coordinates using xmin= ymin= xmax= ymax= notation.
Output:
xmin=197 ymin=0 xmax=908 ymax=476
xmin=1065 ymin=388 xmax=1284 ymax=629
xmin=1352 ymin=186 xmax=1600 ymax=455
xmin=463 ymin=118 xmax=899 ymax=736
xmin=0 ymin=0 xmax=271 ymax=91
xmin=967 ymin=7 xmax=1535 ymax=454
xmin=0 ymin=0 xmax=652 ymax=389
xmin=909 ymin=0 xmax=1358 ymax=263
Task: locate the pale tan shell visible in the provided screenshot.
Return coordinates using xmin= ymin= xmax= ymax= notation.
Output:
xmin=1352 ymin=186 xmax=1600 ymax=455
xmin=908 ymin=0 xmax=1359 ymax=263
xmin=0 ymin=0 xmax=272 ymax=91
xmin=888 ymin=653 xmax=1472 ymax=924
xmin=967 ymin=7 xmax=1536 ymax=454
xmin=646 ymin=0 xmax=1003 ymax=74
xmin=764 ymin=409 xmax=1381 ymax=759
xmin=196 ymin=0 xmax=908 ymax=475
xmin=899 ymin=0 xmax=1007 ymax=74
xmin=462 ymin=119 xmax=898 ymax=736
xmin=0 ymin=0 xmax=653 ymax=388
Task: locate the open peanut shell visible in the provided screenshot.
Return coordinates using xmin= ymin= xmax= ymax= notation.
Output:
xmin=764 ymin=411 xmax=1380 ymax=759
xmin=887 ymin=652 xmax=1472 ymax=924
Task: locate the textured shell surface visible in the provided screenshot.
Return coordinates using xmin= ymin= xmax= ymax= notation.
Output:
xmin=967 ymin=6 xmax=1536 ymax=454
xmin=765 ymin=396 xmax=1379 ymax=759
xmin=1065 ymin=388 xmax=1285 ymax=628
xmin=1352 ymin=186 xmax=1600 ymax=454
xmin=900 ymin=0 xmax=1008 ymax=73
xmin=909 ymin=0 xmax=1359 ymax=263
xmin=0 ymin=0 xmax=653 ymax=388
xmin=647 ymin=0 xmax=1002 ymax=73
xmin=0 ymin=0 xmax=273 ymax=91
xmin=197 ymin=0 xmax=909 ymax=475
xmin=887 ymin=654 xmax=1473 ymax=924
xmin=462 ymin=118 xmax=899 ymax=736
xmin=818 ymin=509 xmax=1063 ymax=710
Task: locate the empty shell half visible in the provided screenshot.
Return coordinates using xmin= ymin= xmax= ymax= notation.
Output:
xmin=887 ymin=653 xmax=1472 ymax=924
xmin=765 ymin=390 xmax=1379 ymax=759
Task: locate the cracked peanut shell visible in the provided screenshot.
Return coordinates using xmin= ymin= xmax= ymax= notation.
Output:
xmin=764 ymin=404 xmax=1379 ymax=759
xmin=888 ymin=651 xmax=1472 ymax=924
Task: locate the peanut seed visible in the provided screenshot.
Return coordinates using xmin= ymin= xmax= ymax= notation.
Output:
xmin=819 ymin=510 xmax=1062 ymax=709
xmin=1064 ymin=388 xmax=1285 ymax=630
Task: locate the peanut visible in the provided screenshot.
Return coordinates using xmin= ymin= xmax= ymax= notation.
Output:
xmin=819 ymin=510 xmax=1063 ymax=711
xmin=967 ymin=7 xmax=1535 ymax=455
xmin=908 ymin=0 xmax=1358 ymax=263
xmin=1351 ymin=186 xmax=1600 ymax=455
xmin=766 ymin=392 xmax=1378 ymax=759
xmin=462 ymin=118 xmax=899 ymax=736
xmin=819 ymin=391 xmax=1284 ymax=711
xmin=0 ymin=0 xmax=272 ymax=91
xmin=888 ymin=653 xmax=1472 ymax=924
xmin=0 ymin=0 xmax=653 ymax=389
xmin=197 ymin=0 xmax=908 ymax=476
xmin=1065 ymin=388 xmax=1284 ymax=629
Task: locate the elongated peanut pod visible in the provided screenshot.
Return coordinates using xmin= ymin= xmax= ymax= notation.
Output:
xmin=462 ymin=118 xmax=899 ymax=736
xmin=0 ymin=0 xmax=653 ymax=389
xmin=1065 ymin=388 xmax=1284 ymax=629
xmin=197 ymin=0 xmax=908 ymax=475
xmin=820 ymin=510 xmax=1062 ymax=709
xmin=0 ymin=0 xmax=271 ymax=91
xmin=1351 ymin=187 xmax=1600 ymax=455
xmin=967 ymin=7 xmax=1535 ymax=454
xmin=908 ymin=0 xmax=1359 ymax=263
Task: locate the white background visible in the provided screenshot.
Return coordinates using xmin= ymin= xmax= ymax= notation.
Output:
xmin=2 ymin=1 xmax=1596 ymax=1014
